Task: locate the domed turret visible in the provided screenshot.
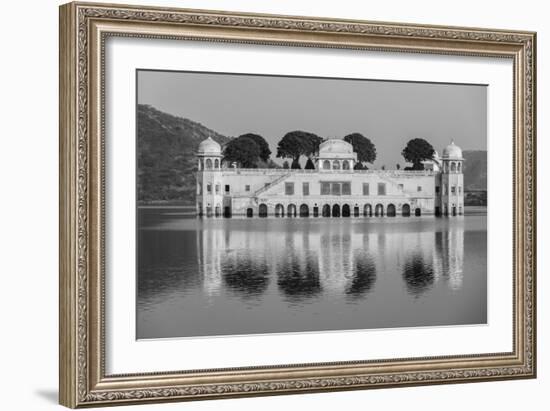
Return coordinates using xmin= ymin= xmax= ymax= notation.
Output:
xmin=197 ymin=136 xmax=222 ymax=155
xmin=442 ymin=140 xmax=463 ymax=159
xmin=438 ymin=140 xmax=464 ymax=217
xmin=316 ymin=138 xmax=358 ymax=171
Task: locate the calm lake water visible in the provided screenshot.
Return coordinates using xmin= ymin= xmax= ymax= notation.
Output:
xmin=137 ymin=207 xmax=487 ymax=339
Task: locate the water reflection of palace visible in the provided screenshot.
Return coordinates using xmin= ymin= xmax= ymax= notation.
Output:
xmin=196 ymin=221 xmax=464 ymax=300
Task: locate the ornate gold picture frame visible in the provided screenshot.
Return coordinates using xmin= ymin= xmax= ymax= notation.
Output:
xmin=59 ymin=1 xmax=536 ymax=408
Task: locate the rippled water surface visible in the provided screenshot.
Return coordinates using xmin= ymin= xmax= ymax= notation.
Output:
xmin=137 ymin=207 xmax=487 ymax=339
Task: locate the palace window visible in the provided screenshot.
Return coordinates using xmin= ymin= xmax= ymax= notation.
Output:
xmin=323 ymin=160 xmax=330 ymax=170
xmin=378 ymin=183 xmax=386 ymax=195
xmin=225 ymin=184 xmax=230 ymax=193
xmin=207 ymin=184 xmax=212 ymax=193
xmin=331 ymin=183 xmax=341 ymax=196
xmin=342 ymin=182 xmax=351 ymax=195
xmin=321 ymin=182 xmax=330 ymax=195
xmin=215 ymin=184 xmax=220 ymax=194
xmin=417 ymin=186 xmax=422 ymax=192
xmin=436 ymin=186 xmax=440 ymax=194
xmin=362 ymin=183 xmax=369 ymax=196
xmin=285 ymin=182 xmax=294 ymax=195
xmin=332 ymin=160 xmax=341 ymax=170
xmin=451 ymin=186 xmax=456 ymax=194
xmin=245 ymin=185 xmax=251 ymax=192
xmin=303 ymin=182 xmax=310 ymax=196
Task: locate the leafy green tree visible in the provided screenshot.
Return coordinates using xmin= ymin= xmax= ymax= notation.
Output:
xmin=282 ymin=160 xmax=290 ymax=169
xmin=343 ymin=133 xmax=377 ymax=167
xmin=237 ymin=133 xmax=271 ymax=162
xmin=291 ymin=158 xmax=301 ymax=169
xmin=354 ymin=162 xmax=366 ymax=170
xmin=276 ymin=131 xmax=323 ymax=163
xmin=401 ymin=138 xmax=435 ymax=170
xmin=223 ymin=136 xmax=261 ymax=168
xmin=304 ymin=158 xmax=315 ymax=169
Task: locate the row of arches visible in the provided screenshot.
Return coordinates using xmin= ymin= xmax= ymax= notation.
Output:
xmin=321 ymin=159 xmax=352 ymax=170
xmin=444 ymin=161 xmax=462 ymax=173
xmin=198 ymin=157 xmax=221 ymax=170
xmin=246 ymin=203 xmax=422 ymax=218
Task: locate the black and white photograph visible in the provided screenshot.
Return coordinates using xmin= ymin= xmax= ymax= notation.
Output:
xmin=136 ymin=70 xmax=488 ymax=339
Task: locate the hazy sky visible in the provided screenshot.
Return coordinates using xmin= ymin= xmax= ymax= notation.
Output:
xmin=137 ymin=70 xmax=487 ymax=168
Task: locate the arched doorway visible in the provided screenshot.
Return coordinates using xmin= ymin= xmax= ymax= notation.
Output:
xmin=387 ymin=204 xmax=396 ymax=217
xmin=353 ymin=206 xmax=360 ymax=217
xmin=299 ymin=204 xmax=309 ymax=217
xmin=402 ymin=204 xmax=411 ymax=217
xmin=313 ymin=206 xmax=319 ymax=217
xmin=246 ymin=208 xmax=253 ymax=218
xmin=332 ymin=204 xmax=341 ymax=217
xmin=375 ymin=204 xmax=384 ymax=217
xmin=452 ymin=206 xmax=457 ymax=216
xmin=322 ymin=204 xmax=331 ymax=217
xmin=259 ymin=204 xmax=268 ymax=218
xmin=287 ymin=204 xmax=297 ymax=217
xmin=364 ymin=204 xmax=372 ymax=217
xmin=415 ymin=208 xmax=421 ymax=217
xmin=275 ymin=204 xmax=284 ymax=217
xmin=342 ymin=160 xmax=350 ymax=170
xmin=223 ymin=206 xmax=231 ymax=218
xmin=342 ymin=204 xmax=351 ymax=217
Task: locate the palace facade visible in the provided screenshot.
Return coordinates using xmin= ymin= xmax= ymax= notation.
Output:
xmin=195 ymin=137 xmax=464 ymax=218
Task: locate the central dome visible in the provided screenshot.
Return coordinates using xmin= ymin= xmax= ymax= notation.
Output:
xmin=319 ymin=139 xmax=353 ymax=154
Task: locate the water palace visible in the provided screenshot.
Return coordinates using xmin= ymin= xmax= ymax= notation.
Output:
xmin=195 ymin=137 xmax=464 ymax=218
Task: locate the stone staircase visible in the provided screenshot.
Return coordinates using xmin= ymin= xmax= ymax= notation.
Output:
xmin=253 ymin=172 xmax=292 ymax=198
xmin=377 ymin=173 xmax=411 ymax=198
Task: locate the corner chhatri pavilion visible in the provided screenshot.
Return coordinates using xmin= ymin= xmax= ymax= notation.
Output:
xmin=195 ymin=137 xmax=464 ymax=218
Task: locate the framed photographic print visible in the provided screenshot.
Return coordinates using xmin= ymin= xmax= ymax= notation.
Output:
xmin=59 ymin=2 xmax=537 ymax=408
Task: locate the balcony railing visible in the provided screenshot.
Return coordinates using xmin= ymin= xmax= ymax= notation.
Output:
xmin=215 ymin=168 xmax=437 ymax=176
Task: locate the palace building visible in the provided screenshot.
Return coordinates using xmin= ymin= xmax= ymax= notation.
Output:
xmin=195 ymin=137 xmax=464 ymax=218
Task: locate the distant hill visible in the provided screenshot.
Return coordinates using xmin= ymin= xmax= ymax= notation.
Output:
xmin=462 ymin=150 xmax=487 ymax=191
xmin=137 ymin=104 xmax=231 ymax=203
